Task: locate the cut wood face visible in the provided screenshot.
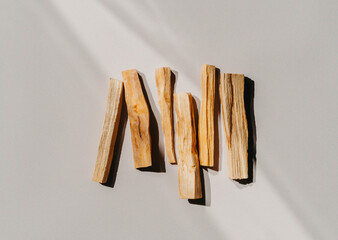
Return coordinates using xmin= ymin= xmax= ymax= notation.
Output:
xmin=122 ymin=69 xmax=152 ymax=169
xmin=155 ymin=67 xmax=177 ymax=164
xmin=174 ymin=93 xmax=202 ymax=199
xmin=92 ymin=79 xmax=124 ymax=183
xmin=199 ymin=64 xmax=216 ymax=167
xmin=220 ymin=73 xmax=248 ymax=179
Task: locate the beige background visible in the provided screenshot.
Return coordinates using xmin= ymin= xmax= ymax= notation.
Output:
xmin=1 ymin=0 xmax=337 ymax=239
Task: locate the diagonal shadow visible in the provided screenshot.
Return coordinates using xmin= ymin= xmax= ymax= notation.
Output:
xmin=38 ymin=0 xmax=105 ymax=77
xmin=98 ymin=0 xmax=196 ymax=81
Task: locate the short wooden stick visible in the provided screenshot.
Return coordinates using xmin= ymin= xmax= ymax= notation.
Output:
xmin=199 ymin=64 xmax=216 ymax=167
xmin=174 ymin=93 xmax=202 ymax=199
xmin=92 ymin=79 xmax=124 ymax=183
xmin=155 ymin=67 xmax=176 ymax=164
xmin=219 ymin=73 xmax=248 ymax=179
xmin=122 ymin=69 xmax=152 ymax=168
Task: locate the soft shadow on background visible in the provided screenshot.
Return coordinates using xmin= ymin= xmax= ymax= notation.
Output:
xmin=2 ymin=0 xmax=336 ymax=238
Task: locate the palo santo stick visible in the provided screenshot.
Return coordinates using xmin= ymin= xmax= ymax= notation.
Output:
xmin=174 ymin=93 xmax=202 ymax=199
xmin=155 ymin=67 xmax=176 ymax=164
xmin=219 ymin=73 xmax=248 ymax=179
xmin=92 ymin=79 xmax=124 ymax=183
xmin=122 ymin=69 xmax=152 ymax=168
xmin=199 ymin=64 xmax=216 ymax=167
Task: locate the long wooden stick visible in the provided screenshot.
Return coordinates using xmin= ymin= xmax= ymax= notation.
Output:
xmin=174 ymin=93 xmax=202 ymax=199
xmin=92 ymin=79 xmax=124 ymax=183
xmin=122 ymin=69 xmax=152 ymax=168
xmin=155 ymin=67 xmax=176 ymax=164
xmin=219 ymin=73 xmax=248 ymax=179
xmin=199 ymin=64 xmax=216 ymax=167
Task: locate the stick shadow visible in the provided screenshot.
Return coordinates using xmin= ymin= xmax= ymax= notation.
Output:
xmin=211 ymin=67 xmax=221 ymax=171
xmin=170 ymin=69 xmax=177 ymax=164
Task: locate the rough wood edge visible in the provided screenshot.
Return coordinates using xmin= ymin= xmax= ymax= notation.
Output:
xmin=174 ymin=93 xmax=202 ymax=199
xmin=199 ymin=64 xmax=216 ymax=167
xmin=220 ymin=73 xmax=248 ymax=179
xmin=92 ymin=78 xmax=124 ymax=183
xmin=122 ymin=69 xmax=152 ymax=168
xmin=155 ymin=67 xmax=177 ymax=164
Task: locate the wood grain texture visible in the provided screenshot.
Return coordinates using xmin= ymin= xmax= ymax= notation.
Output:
xmin=199 ymin=64 xmax=216 ymax=167
xmin=122 ymin=69 xmax=152 ymax=168
xmin=155 ymin=67 xmax=176 ymax=164
xmin=219 ymin=73 xmax=248 ymax=179
xmin=174 ymin=93 xmax=202 ymax=199
xmin=92 ymin=79 xmax=124 ymax=183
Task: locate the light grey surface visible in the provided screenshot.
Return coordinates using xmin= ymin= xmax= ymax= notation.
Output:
xmin=1 ymin=0 xmax=337 ymax=239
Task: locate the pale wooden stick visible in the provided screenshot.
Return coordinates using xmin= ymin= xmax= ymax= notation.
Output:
xmin=219 ymin=73 xmax=248 ymax=179
xmin=199 ymin=64 xmax=216 ymax=167
xmin=155 ymin=67 xmax=176 ymax=164
xmin=174 ymin=93 xmax=202 ymax=199
xmin=122 ymin=69 xmax=152 ymax=168
xmin=92 ymin=79 xmax=124 ymax=183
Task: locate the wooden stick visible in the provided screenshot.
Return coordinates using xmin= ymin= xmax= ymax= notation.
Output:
xmin=199 ymin=64 xmax=216 ymax=167
xmin=219 ymin=73 xmax=248 ymax=179
xmin=92 ymin=79 xmax=124 ymax=183
xmin=155 ymin=67 xmax=176 ymax=164
xmin=174 ymin=93 xmax=202 ymax=199
xmin=122 ymin=69 xmax=152 ymax=168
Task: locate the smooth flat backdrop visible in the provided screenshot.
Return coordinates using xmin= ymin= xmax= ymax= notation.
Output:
xmin=1 ymin=1 xmax=337 ymax=239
